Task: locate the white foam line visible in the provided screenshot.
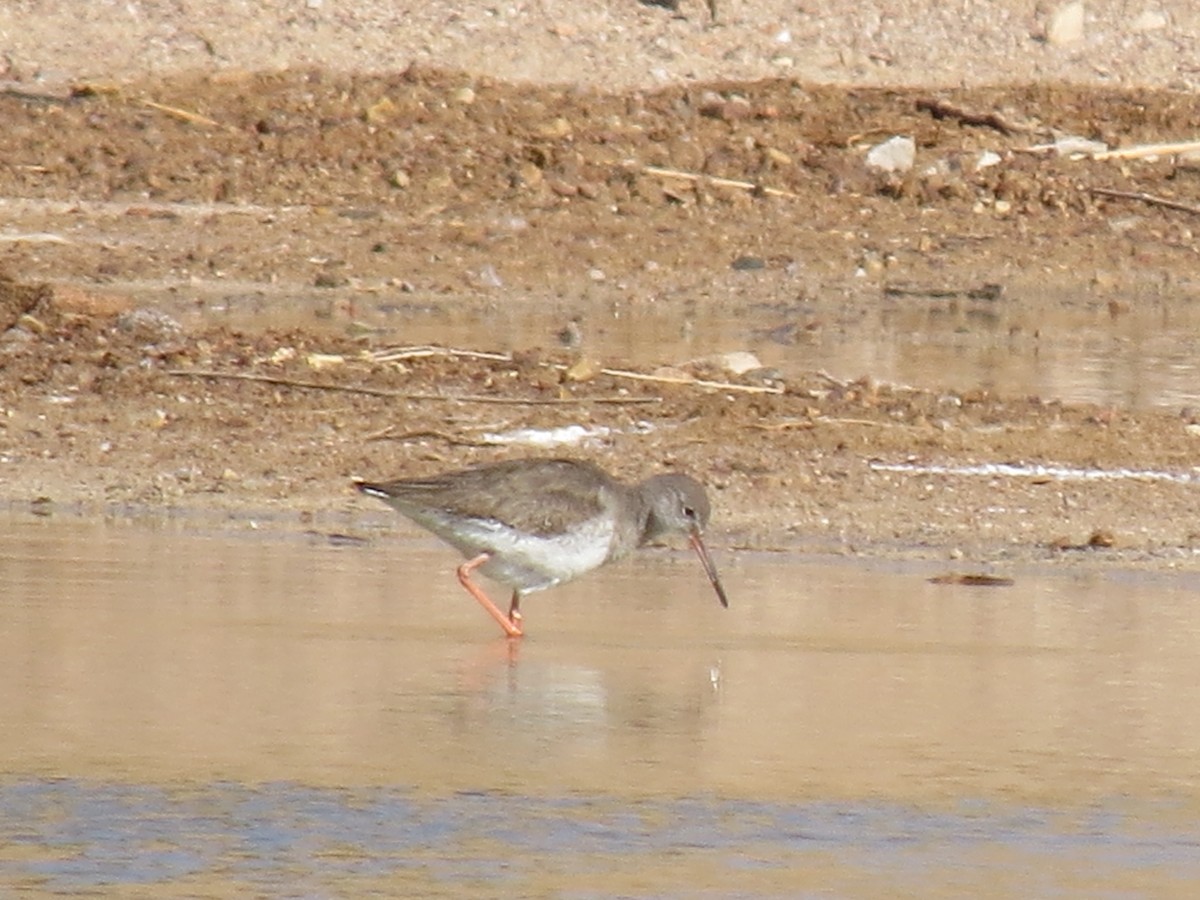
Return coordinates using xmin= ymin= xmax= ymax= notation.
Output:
xmin=870 ymin=460 xmax=1200 ymax=485
xmin=481 ymin=424 xmax=612 ymax=448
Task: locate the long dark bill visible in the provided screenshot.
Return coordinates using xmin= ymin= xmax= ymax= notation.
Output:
xmin=688 ymin=531 xmax=730 ymax=609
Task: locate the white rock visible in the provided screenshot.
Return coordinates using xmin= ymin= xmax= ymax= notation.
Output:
xmin=707 ymin=350 xmax=763 ymax=376
xmin=866 ymin=135 xmax=916 ymax=173
xmin=975 ymin=150 xmax=1002 ymax=170
xmin=1130 ymin=8 xmax=1168 ymax=31
xmin=1046 ymin=1 xmax=1085 ymax=46
xmin=1053 ymin=135 xmax=1108 ymax=156
xmin=477 ymin=264 xmax=503 ymax=288
xmin=306 ymin=353 xmax=345 ymax=370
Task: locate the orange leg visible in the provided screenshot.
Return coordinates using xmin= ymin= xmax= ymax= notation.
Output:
xmin=457 ymin=553 xmax=524 ymax=638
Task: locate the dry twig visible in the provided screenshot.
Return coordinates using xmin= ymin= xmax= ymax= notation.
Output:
xmin=363 ymin=427 xmax=499 ymax=447
xmin=642 ymin=165 xmax=798 ymax=199
xmin=369 ymin=345 xmax=510 ymax=364
xmin=594 ymin=365 xmax=783 ymax=394
xmin=141 ymin=99 xmax=222 ymax=128
xmin=915 ymin=98 xmax=1035 ymax=136
xmin=1091 ymin=187 xmax=1200 ymax=216
xmin=367 ymin=345 xmax=786 ymax=395
xmin=1091 ymin=140 xmax=1200 ymax=161
xmin=165 ymin=368 xmax=662 ymax=404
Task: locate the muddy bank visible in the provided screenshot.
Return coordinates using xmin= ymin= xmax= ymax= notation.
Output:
xmin=2 ymin=71 xmax=1200 ymax=570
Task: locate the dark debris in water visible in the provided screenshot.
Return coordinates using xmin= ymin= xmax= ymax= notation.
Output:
xmin=928 ymin=572 xmax=1015 ymax=587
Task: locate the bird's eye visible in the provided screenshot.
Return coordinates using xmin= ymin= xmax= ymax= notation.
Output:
xmin=683 ymin=505 xmax=696 ymax=520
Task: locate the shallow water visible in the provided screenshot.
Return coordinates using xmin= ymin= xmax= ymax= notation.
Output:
xmin=177 ymin=281 xmax=1200 ymax=411
xmin=3 ymin=513 xmax=1200 ymax=896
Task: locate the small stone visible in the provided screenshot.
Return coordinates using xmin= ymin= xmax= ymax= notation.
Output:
xmin=1045 ymin=1 xmax=1085 ymax=45
xmin=115 ymin=307 xmax=183 ymax=340
xmin=476 ymin=264 xmax=503 ymax=288
xmin=975 ymin=150 xmax=1002 ymax=170
xmin=537 ymin=118 xmax=573 ymax=139
xmin=764 ymin=147 xmax=792 ymax=166
xmin=719 ymin=97 xmax=754 ymax=122
xmin=708 ymin=350 xmax=763 ymax=376
xmin=450 ymin=86 xmax=476 ymax=105
xmin=564 ymin=357 xmax=602 ymax=382
xmin=390 ymin=170 xmax=411 ymax=189
xmin=517 ymin=161 xmax=543 ymax=187
xmin=1130 ymin=8 xmax=1168 ymax=31
xmin=1053 ymin=135 xmax=1108 ymax=156
xmin=731 ymin=256 xmax=765 ymax=271
xmin=697 ymin=91 xmax=725 ymax=118
xmin=866 ymin=136 xmax=915 ymax=173
xmin=306 ymin=353 xmax=345 ymax=370
xmin=364 ymin=97 xmax=398 ymax=124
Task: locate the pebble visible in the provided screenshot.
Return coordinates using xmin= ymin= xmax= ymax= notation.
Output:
xmin=708 ymin=350 xmax=763 ymax=376
xmin=115 ymin=308 xmax=183 ymax=340
xmin=764 ymin=147 xmax=792 ymax=166
xmin=1130 ymin=9 xmax=1168 ymax=31
xmin=477 ymin=264 xmax=503 ymax=288
xmin=364 ymin=97 xmax=398 ymax=124
xmin=564 ymin=357 xmax=601 ymax=382
xmin=306 ymin=353 xmax=345 ymax=370
xmin=975 ymin=150 xmax=1002 ymax=171
xmin=1045 ymin=1 xmax=1086 ymax=46
xmin=536 ymin=117 xmax=572 ymax=139
xmin=1052 ymin=135 xmax=1108 ymax=156
xmin=866 ymin=136 xmax=915 ymax=173
xmin=731 ymin=255 xmax=765 ymax=271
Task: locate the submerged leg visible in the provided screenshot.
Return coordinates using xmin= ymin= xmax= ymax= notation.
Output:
xmin=508 ymin=591 xmax=523 ymax=625
xmin=457 ymin=553 xmax=524 ymax=638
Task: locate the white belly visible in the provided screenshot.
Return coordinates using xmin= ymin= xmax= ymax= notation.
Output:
xmin=438 ymin=516 xmax=616 ymax=594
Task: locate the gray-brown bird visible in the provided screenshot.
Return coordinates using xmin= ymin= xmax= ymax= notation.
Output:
xmin=355 ymin=458 xmax=728 ymax=637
